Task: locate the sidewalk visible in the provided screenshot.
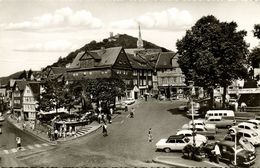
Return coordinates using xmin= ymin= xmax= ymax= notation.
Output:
xmin=153 ymin=156 xmax=227 ymax=168
xmin=7 ymin=112 xmax=120 ymax=143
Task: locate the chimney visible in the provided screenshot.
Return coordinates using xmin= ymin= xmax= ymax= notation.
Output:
xmin=109 ymin=32 xmax=113 ymax=38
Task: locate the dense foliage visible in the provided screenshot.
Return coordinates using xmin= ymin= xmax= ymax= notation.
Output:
xmin=177 ymin=15 xmax=249 ymax=107
xmin=253 ymin=24 xmax=260 ymax=39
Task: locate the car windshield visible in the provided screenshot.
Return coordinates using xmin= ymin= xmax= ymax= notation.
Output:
xmin=253 ymin=126 xmax=258 ymax=129
xmin=252 ymin=132 xmax=258 ymax=137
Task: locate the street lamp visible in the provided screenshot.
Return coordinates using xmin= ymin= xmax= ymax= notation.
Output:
xmin=232 ymin=129 xmax=237 ymax=166
xmin=188 ymin=81 xmax=196 ymax=147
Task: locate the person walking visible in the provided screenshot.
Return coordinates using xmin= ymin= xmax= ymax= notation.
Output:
xmin=148 ymin=128 xmax=153 ymax=142
xmin=16 ymin=137 xmax=21 ymax=150
xmin=130 ymin=108 xmax=135 ymax=118
xmin=102 ymin=124 xmax=108 ymax=136
xmin=125 ymin=105 xmax=128 ymax=112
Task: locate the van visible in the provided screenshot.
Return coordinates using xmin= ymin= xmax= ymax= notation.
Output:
xmin=205 ymin=116 xmax=236 ymax=128
xmin=205 ymin=110 xmax=235 ymax=120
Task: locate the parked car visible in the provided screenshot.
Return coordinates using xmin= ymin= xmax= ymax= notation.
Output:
xmin=224 ymin=134 xmax=255 ymax=154
xmin=156 ymin=135 xmax=191 ymax=152
xmin=178 ymin=104 xmax=187 ymax=111
xmin=182 ymin=119 xmax=217 ymax=133
xmin=176 ymin=129 xmax=207 ymax=144
xmin=236 ymin=130 xmax=260 ymax=146
xmin=186 ymin=102 xmax=200 ymax=117
xmin=123 ymin=98 xmax=135 ymax=105
xmin=204 ymin=141 xmax=256 ymax=166
xmin=229 ymin=122 xmax=260 ymax=136
xmin=182 ymin=125 xmax=216 ymax=139
xmin=246 ymin=119 xmax=260 ymax=127
xmin=205 ymin=116 xmax=235 ymax=128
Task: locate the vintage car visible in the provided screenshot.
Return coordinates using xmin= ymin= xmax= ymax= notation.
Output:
xmin=182 ymin=124 xmax=216 ymax=139
xmin=205 ymin=116 xmax=236 ymax=128
xmin=176 ymin=129 xmax=207 ymax=144
xmin=156 ymin=134 xmax=205 ymax=153
xmin=246 ymin=119 xmax=260 ymax=127
xmin=229 ymin=122 xmax=260 ymax=136
xmin=204 ymin=141 xmax=255 ymax=166
xmin=224 ymin=134 xmax=255 ymax=153
xmin=182 ymin=119 xmax=217 ymax=133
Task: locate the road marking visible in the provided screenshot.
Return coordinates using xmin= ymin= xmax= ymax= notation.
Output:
xmin=3 ymin=150 xmax=9 ymax=154
xmin=34 ymin=144 xmax=41 ymax=148
xmin=27 ymin=145 xmax=34 ymax=149
xmin=10 ymin=148 xmax=17 ymax=153
xmin=120 ymin=120 xmax=124 ymax=124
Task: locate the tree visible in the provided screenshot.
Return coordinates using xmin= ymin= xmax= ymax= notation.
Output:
xmin=28 ymin=69 xmax=33 ymax=80
xmin=19 ymin=70 xmax=27 ymax=79
xmin=38 ymin=78 xmax=66 ymax=112
xmin=253 ymin=24 xmax=260 ymax=39
xmin=177 ymin=15 xmax=249 ymax=108
xmin=248 ymin=48 xmax=260 ymax=68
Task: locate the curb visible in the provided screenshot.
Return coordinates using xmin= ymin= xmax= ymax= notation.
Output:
xmin=152 ymin=157 xmax=187 ymax=167
xmin=7 ymin=116 xmax=55 ymax=144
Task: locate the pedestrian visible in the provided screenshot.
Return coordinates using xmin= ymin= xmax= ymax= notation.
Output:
xmin=97 ymin=113 xmax=102 ymax=124
xmin=54 ymin=129 xmax=59 ymax=140
xmin=107 ymin=114 xmax=112 ymax=124
xmin=109 ymin=107 xmax=113 ymax=115
xmin=125 ymin=105 xmax=128 ymax=112
xmin=148 ymin=128 xmax=153 ymax=142
xmin=23 ymin=122 xmax=26 ymax=130
xmin=234 ymin=101 xmax=238 ymax=112
xmin=211 ymin=141 xmax=220 ymax=164
xmin=241 ymin=102 xmax=247 ymax=112
xmin=102 ymin=124 xmax=108 ymax=136
xmin=16 ymin=137 xmax=21 ymax=150
xmin=144 ymin=94 xmax=147 ymax=101
xmin=130 ymin=108 xmax=135 ymax=118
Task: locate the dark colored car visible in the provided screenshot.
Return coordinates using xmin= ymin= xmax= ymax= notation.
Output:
xmin=204 ymin=141 xmax=255 ymax=166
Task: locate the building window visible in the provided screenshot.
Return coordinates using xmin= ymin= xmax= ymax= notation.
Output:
xmin=173 ymin=77 xmax=177 ymax=83
xmin=133 ymin=70 xmax=137 ymax=76
xmin=143 ymin=80 xmax=147 ymax=86
xmin=133 ymin=79 xmax=138 ymax=85
xmin=148 ymin=80 xmax=152 ymax=86
xmin=27 ymin=90 xmax=30 ymax=93
xmin=89 ymin=71 xmax=92 ymax=75
xmin=83 ymin=72 xmax=87 ymax=75
xmin=144 ymin=71 xmax=147 ymax=76
xmin=148 ymin=71 xmax=152 ymax=76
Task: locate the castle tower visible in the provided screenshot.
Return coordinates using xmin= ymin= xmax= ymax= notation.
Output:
xmin=137 ymin=23 xmax=144 ymax=49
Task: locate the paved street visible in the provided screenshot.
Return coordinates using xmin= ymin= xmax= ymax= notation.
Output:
xmin=3 ymin=99 xmax=260 ymax=167
xmin=11 ymin=99 xmax=190 ymax=166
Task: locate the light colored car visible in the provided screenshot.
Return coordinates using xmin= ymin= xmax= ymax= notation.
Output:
xmin=176 ymin=129 xmax=207 ymax=144
xmin=224 ymin=134 xmax=255 ymax=153
xmin=178 ymin=104 xmax=187 ymax=111
xmin=246 ymin=119 xmax=260 ymax=127
xmin=156 ymin=135 xmax=190 ymax=152
xmin=229 ymin=122 xmax=260 ymax=136
xmin=182 ymin=119 xmax=217 ymax=132
xmin=186 ymin=102 xmax=200 ymax=117
xmin=0 ymin=116 xmax=4 ymax=122
xmin=183 ymin=125 xmax=216 ymax=139
xmin=156 ymin=135 xmax=200 ymax=152
xmin=205 ymin=116 xmax=236 ymax=128
xmin=123 ymin=98 xmax=135 ymax=105
xmin=237 ymin=129 xmax=260 ymax=146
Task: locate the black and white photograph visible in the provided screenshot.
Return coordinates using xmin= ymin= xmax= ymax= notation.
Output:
xmin=0 ymin=0 xmax=260 ymax=167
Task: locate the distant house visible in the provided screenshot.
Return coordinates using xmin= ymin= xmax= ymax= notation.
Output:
xmin=67 ymin=46 xmax=133 ymax=97
xmin=22 ymin=82 xmax=40 ymax=120
xmin=46 ymin=67 xmax=67 ymax=82
xmin=127 ymin=53 xmax=153 ymax=99
xmin=12 ymin=80 xmax=27 ymax=119
xmin=155 ymin=52 xmax=186 ymax=99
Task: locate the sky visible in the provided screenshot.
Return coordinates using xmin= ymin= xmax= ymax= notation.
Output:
xmin=0 ymin=0 xmax=260 ymax=77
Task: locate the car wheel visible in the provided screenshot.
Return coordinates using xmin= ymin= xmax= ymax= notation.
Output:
xmin=164 ymin=148 xmax=171 ymax=153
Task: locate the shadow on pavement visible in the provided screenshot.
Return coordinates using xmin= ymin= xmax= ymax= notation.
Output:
xmin=167 ymin=108 xmax=186 ymax=117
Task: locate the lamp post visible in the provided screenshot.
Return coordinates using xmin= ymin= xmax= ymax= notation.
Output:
xmin=233 ymin=129 xmax=237 ymax=166
xmin=188 ymin=81 xmax=196 ymax=147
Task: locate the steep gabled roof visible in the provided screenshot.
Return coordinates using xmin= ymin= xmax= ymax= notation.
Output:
xmin=28 ymin=82 xmax=40 ymax=100
xmin=93 ymin=47 xmax=122 ymax=67
xmin=156 ymin=52 xmax=176 ymax=69
xmin=70 ymin=51 xmax=85 ymax=68
xmin=127 ymin=54 xmax=153 ymax=70
xmin=15 ymin=80 xmax=27 ymax=91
